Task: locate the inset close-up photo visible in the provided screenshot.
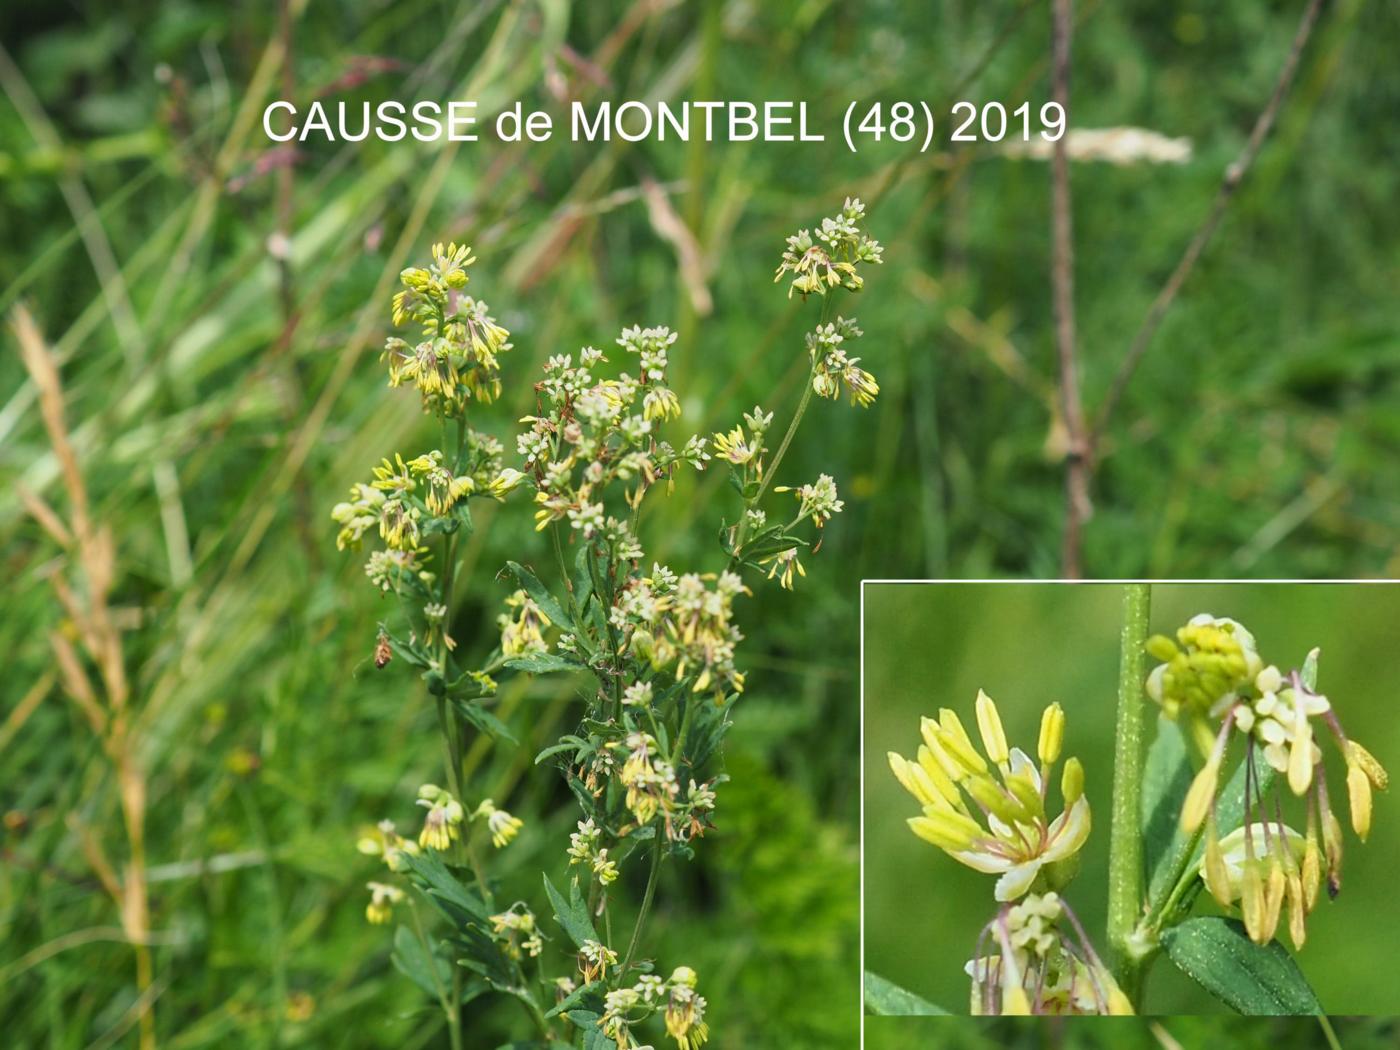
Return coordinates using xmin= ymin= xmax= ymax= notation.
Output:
xmin=863 ymin=582 xmax=1395 ymax=1028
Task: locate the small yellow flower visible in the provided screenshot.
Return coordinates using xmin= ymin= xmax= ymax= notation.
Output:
xmin=579 ymin=939 xmax=618 ymax=983
xmin=890 ymin=693 xmax=1091 ymax=901
xmin=643 ymin=385 xmax=682 ymax=421
xmin=474 ymin=798 xmax=523 ymax=848
xmin=711 ymin=424 xmax=758 ymax=466
xmin=365 ymin=881 xmax=404 ymax=925
xmin=499 ymin=590 xmax=551 ymax=658
xmin=415 ymin=784 xmax=465 ymax=851
xmin=759 ymin=547 xmax=805 ymax=590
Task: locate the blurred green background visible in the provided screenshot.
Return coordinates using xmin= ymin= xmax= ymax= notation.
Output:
xmin=1 ymin=0 xmax=1398 ymax=1045
xmin=864 ymin=582 xmax=1400 ymax=1016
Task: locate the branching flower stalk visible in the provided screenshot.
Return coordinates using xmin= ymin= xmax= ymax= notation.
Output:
xmin=889 ymin=586 xmax=1388 ymax=1015
xmin=335 ymin=204 xmax=882 ymax=1048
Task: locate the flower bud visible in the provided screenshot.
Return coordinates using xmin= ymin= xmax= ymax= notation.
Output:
xmin=975 ymin=691 xmax=1009 ymax=767
xmin=1145 ymin=635 xmax=1179 ymax=662
xmin=916 ymin=746 xmax=963 ymax=809
xmin=1181 ymin=758 xmax=1219 ymax=833
xmin=1322 ymin=808 xmax=1344 ymax=898
xmin=1038 ymin=702 xmax=1065 ymax=766
xmin=1347 ymin=761 xmax=1373 ymax=842
xmin=966 ymin=776 xmax=1026 ymax=826
xmin=908 ymin=809 xmax=979 ymax=852
xmin=1241 ymin=862 xmax=1266 ymax=943
xmin=1287 ymin=719 xmax=1314 ymax=796
xmin=938 ymin=709 xmax=989 ymax=777
xmin=1286 ymin=872 xmax=1307 ymax=950
xmin=1203 ymin=827 xmax=1233 ymax=908
xmin=1061 ymin=757 xmax=1085 ymax=806
xmin=1301 ymin=831 xmax=1322 ymax=912
xmin=889 ymin=752 xmax=940 ymax=809
xmin=1260 ymin=864 xmax=1286 ymax=944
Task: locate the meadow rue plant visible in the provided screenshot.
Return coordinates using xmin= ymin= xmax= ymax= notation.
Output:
xmin=880 ymin=590 xmax=1388 ymax=1017
xmin=334 ymin=208 xmax=881 ymax=1048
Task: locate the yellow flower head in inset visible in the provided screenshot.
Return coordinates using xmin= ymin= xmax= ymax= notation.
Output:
xmin=889 ymin=693 xmax=1090 ymax=902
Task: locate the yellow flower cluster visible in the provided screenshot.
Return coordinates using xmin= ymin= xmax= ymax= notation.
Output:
xmin=596 ymin=964 xmax=709 ymax=1050
xmin=773 ymin=197 xmax=884 ymax=298
xmin=498 ymin=590 xmax=551 ymax=658
xmin=384 ymin=242 xmax=513 ymax=414
xmin=889 ymin=693 xmax=1089 ymax=902
xmin=1149 ymin=615 xmax=1388 ymax=947
xmin=488 ymin=904 xmax=543 ymax=959
xmin=647 ymin=571 xmax=750 ymax=697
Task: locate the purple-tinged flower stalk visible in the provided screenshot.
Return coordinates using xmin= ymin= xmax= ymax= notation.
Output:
xmin=966 ymin=892 xmax=1132 ymax=1015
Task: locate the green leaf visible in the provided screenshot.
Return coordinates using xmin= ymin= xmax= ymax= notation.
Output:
xmin=560 ymin=1009 xmax=617 ymax=1049
xmin=391 ymin=924 xmax=452 ymax=998
xmin=542 ymin=873 xmax=597 ymax=949
xmin=573 ymin=539 xmax=597 ymax=611
xmin=504 ymin=652 xmax=580 ymax=674
xmin=1162 ymin=917 xmax=1323 ymax=1015
xmin=1301 ymin=648 xmax=1319 ymax=690
xmin=505 ymin=560 xmax=571 ymax=629
xmin=534 ymin=737 xmax=587 ymax=765
xmin=863 ymin=971 xmax=950 ymax=1016
xmin=545 ymin=980 xmax=603 ymax=1018
xmin=454 ymin=699 xmax=518 ymax=746
xmin=401 ymin=851 xmax=489 ymax=924
xmin=1141 ymin=717 xmax=1192 ymax=892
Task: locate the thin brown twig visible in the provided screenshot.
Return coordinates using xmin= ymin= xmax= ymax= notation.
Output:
xmin=1050 ymin=0 xmax=1089 ymax=578
xmin=1091 ymin=0 xmax=1328 ymax=451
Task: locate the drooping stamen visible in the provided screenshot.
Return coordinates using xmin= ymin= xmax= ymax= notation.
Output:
xmin=1244 ymin=737 xmax=1258 ymax=859
xmin=1321 ymin=707 xmax=1349 ymax=750
xmin=1057 ymin=895 xmax=1110 ymax=1013
xmin=972 ymin=919 xmax=995 ymax=1015
xmin=1315 ymin=770 xmax=1342 ymax=900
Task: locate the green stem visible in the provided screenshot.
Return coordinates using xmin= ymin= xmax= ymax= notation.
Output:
xmin=729 ymin=293 xmax=835 ymax=564
xmin=551 ymin=523 xmax=577 ymax=619
xmin=409 ymin=899 xmax=462 ymax=1050
xmin=1107 ymin=582 xmax=1152 ymax=1005
xmin=621 ymin=841 xmax=663 ymax=975
xmin=670 ymin=691 xmax=696 ymax=768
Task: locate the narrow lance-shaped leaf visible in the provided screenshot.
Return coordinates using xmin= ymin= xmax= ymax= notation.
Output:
xmin=1141 ymin=717 xmax=1191 ymax=887
xmin=505 ymin=560 xmax=572 ymax=630
xmin=503 ymin=652 xmax=580 ymax=675
xmin=1162 ymin=917 xmax=1323 ymax=1015
xmin=863 ymin=971 xmax=951 ymax=1016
